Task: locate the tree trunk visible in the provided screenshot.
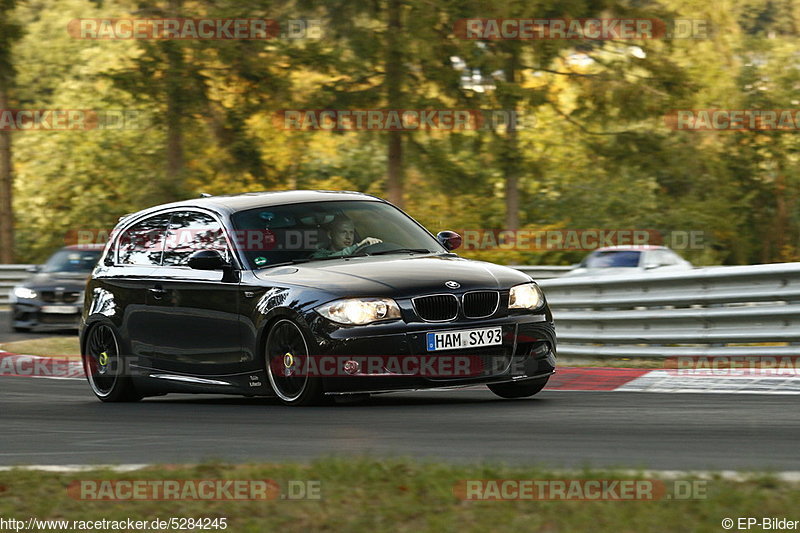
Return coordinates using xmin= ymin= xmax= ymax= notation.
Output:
xmin=163 ymin=0 xmax=184 ymax=200
xmin=504 ymin=117 xmax=519 ymax=231
xmin=0 ymin=79 xmax=14 ymax=263
xmin=774 ymin=170 xmax=787 ymax=261
xmin=165 ymin=70 xmax=184 ymax=189
xmin=385 ymin=0 xmax=404 ymax=207
xmin=502 ymin=49 xmax=520 ymax=230
xmin=387 ymin=132 xmax=403 ymax=206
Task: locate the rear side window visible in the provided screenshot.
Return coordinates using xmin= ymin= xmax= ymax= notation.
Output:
xmin=656 ymin=250 xmax=680 ymax=266
xmin=162 ymin=211 xmax=229 ymax=267
xmin=584 ymin=250 xmax=641 ymax=268
xmin=116 ymin=214 xmax=171 ymax=266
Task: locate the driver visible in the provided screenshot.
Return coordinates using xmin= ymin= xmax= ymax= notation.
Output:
xmin=311 ymin=215 xmax=382 ymax=258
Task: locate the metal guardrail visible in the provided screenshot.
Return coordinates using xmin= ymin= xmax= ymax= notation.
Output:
xmin=9 ymin=260 xmax=796 ymax=360
xmin=536 ymin=263 xmax=800 ymax=358
xmin=510 ymin=265 xmax=573 ymax=280
xmin=0 ymin=265 xmax=33 ymax=305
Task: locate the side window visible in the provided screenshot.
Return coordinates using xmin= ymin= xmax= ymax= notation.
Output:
xmin=103 ymin=238 xmax=116 ymax=266
xmin=646 ymin=251 xmax=662 ymax=267
xmin=651 ymin=250 xmax=676 ymax=266
xmin=162 ymin=211 xmax=230 ymax=267
xmin=651 ymin=250 xmax=664 ymax=266
xmin=663 ymin=251 xmax=680 ymax=265
xmin=116 ymin=214 xmax=171 ymax=266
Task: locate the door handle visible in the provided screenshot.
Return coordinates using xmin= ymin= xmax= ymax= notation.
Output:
xmin=148 ymin=286 xmax=167 ymax=300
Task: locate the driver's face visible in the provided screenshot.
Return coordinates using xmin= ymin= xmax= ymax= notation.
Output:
xmin=329 ymin=222 xmax=355 ymax=250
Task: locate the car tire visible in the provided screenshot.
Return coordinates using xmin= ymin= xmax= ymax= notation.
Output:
xmin=12 ymin=325 xmax=31 ymax=333
xmin=264 ymin=318 xmax=326 ymax=406
xmin=488 ymin=377 xmax=549 ymax=399
xmin=82 ymin=322 xmax=141 ymax=402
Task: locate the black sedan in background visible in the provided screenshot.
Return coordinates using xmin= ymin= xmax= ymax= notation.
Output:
xmin=10 ymin=244 xmax=104 ymax=332
xmin=80 ymin=191 xmax=556 ymax=405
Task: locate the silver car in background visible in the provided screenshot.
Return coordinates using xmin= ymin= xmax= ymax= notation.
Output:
xmin=563 ymin=245 xmax=693 ymax=278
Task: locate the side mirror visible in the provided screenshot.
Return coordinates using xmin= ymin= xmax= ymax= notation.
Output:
xmin=437 ymin=231 xmax=462 ymax=251
xmin=26 ymin=265 xmax=40 ymax=273
xmin=187 ymin=249 xmax=227 ymax=270
xmin=644 ymin=263 xmax=659 ymax=270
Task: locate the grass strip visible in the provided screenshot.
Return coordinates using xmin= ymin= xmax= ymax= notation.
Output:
xmin=0 ymin=458 xmax=797 ymax=532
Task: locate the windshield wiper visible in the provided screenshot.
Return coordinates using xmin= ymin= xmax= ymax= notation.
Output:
xmin=363 ymin=248 xmax=433 ymax=256
xmin=258 ymin=249 xmax=435 ymax=268
xmin=256 ymin=256 xmax=344 ymax=269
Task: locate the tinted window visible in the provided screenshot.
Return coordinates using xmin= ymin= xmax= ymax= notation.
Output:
xmin=230 ymin=200 xmax=445 ymax=268
xmin=584 ymin=250 xmax=641 ymax=268
xmin=117 ymin=214 xmax=171 ymax=266
xmin=42 ymin=249 xmax=102 ymax=273
xmin=162 ymin=211 xmax=229 ymax=267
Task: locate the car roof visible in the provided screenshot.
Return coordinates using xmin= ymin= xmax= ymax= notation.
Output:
xmin=63 ymin=244 xmax=106 ymax=251
xmin=122 ymin=190 xmax=384 ymax=222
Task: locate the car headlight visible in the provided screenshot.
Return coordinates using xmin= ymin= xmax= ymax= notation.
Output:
xmin=13 ymin=287 xmax=37 ymax=300
xmin=316 ymin=298 xmax=402 ymax=325
xmin=509 ymin=283 xmax=544 ymax=310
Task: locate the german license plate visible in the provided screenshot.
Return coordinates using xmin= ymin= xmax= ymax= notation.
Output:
xmin=41 ymin=306 xmax=79 ymax=314
xmin=426 ymin=327 xmax=502 ymax=352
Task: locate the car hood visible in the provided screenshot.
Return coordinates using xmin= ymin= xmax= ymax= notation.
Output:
xmin=21 ymin=271 xmax=90 ymax=290
xmin=254 ymin=254 xmax=533 ymax=297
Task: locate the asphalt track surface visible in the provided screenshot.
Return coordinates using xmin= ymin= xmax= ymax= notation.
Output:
xmin=2 ymin=311 xmax=798 ymax=471
xmin=2 ymin=377 xmax=799 ymax=470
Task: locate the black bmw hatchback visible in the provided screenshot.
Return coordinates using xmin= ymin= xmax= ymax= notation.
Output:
xmin=80 ymin=191 xmax=556 ymax=405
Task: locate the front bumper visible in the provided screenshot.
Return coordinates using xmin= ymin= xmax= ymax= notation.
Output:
xmin=308 ymin=313 xmax=556 ymax=394
xmin=11 ymin=302 xmax=82 ymax=330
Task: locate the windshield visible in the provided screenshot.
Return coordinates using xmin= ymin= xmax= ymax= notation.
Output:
xmin=231 ymin=200 xmax=445 ymax=268
xmin=584 ymin=250 xmax=642 ymax=268
xmin=42 ymin=249 xmax=102 ymax=273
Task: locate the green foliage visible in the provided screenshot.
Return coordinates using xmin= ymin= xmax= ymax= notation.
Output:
xmin=6 ymin=0 xmax=800 ymax=264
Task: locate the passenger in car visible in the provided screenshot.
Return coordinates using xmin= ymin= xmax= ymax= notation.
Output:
xmin=311 ymin=215 xmax=382 ymax=257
